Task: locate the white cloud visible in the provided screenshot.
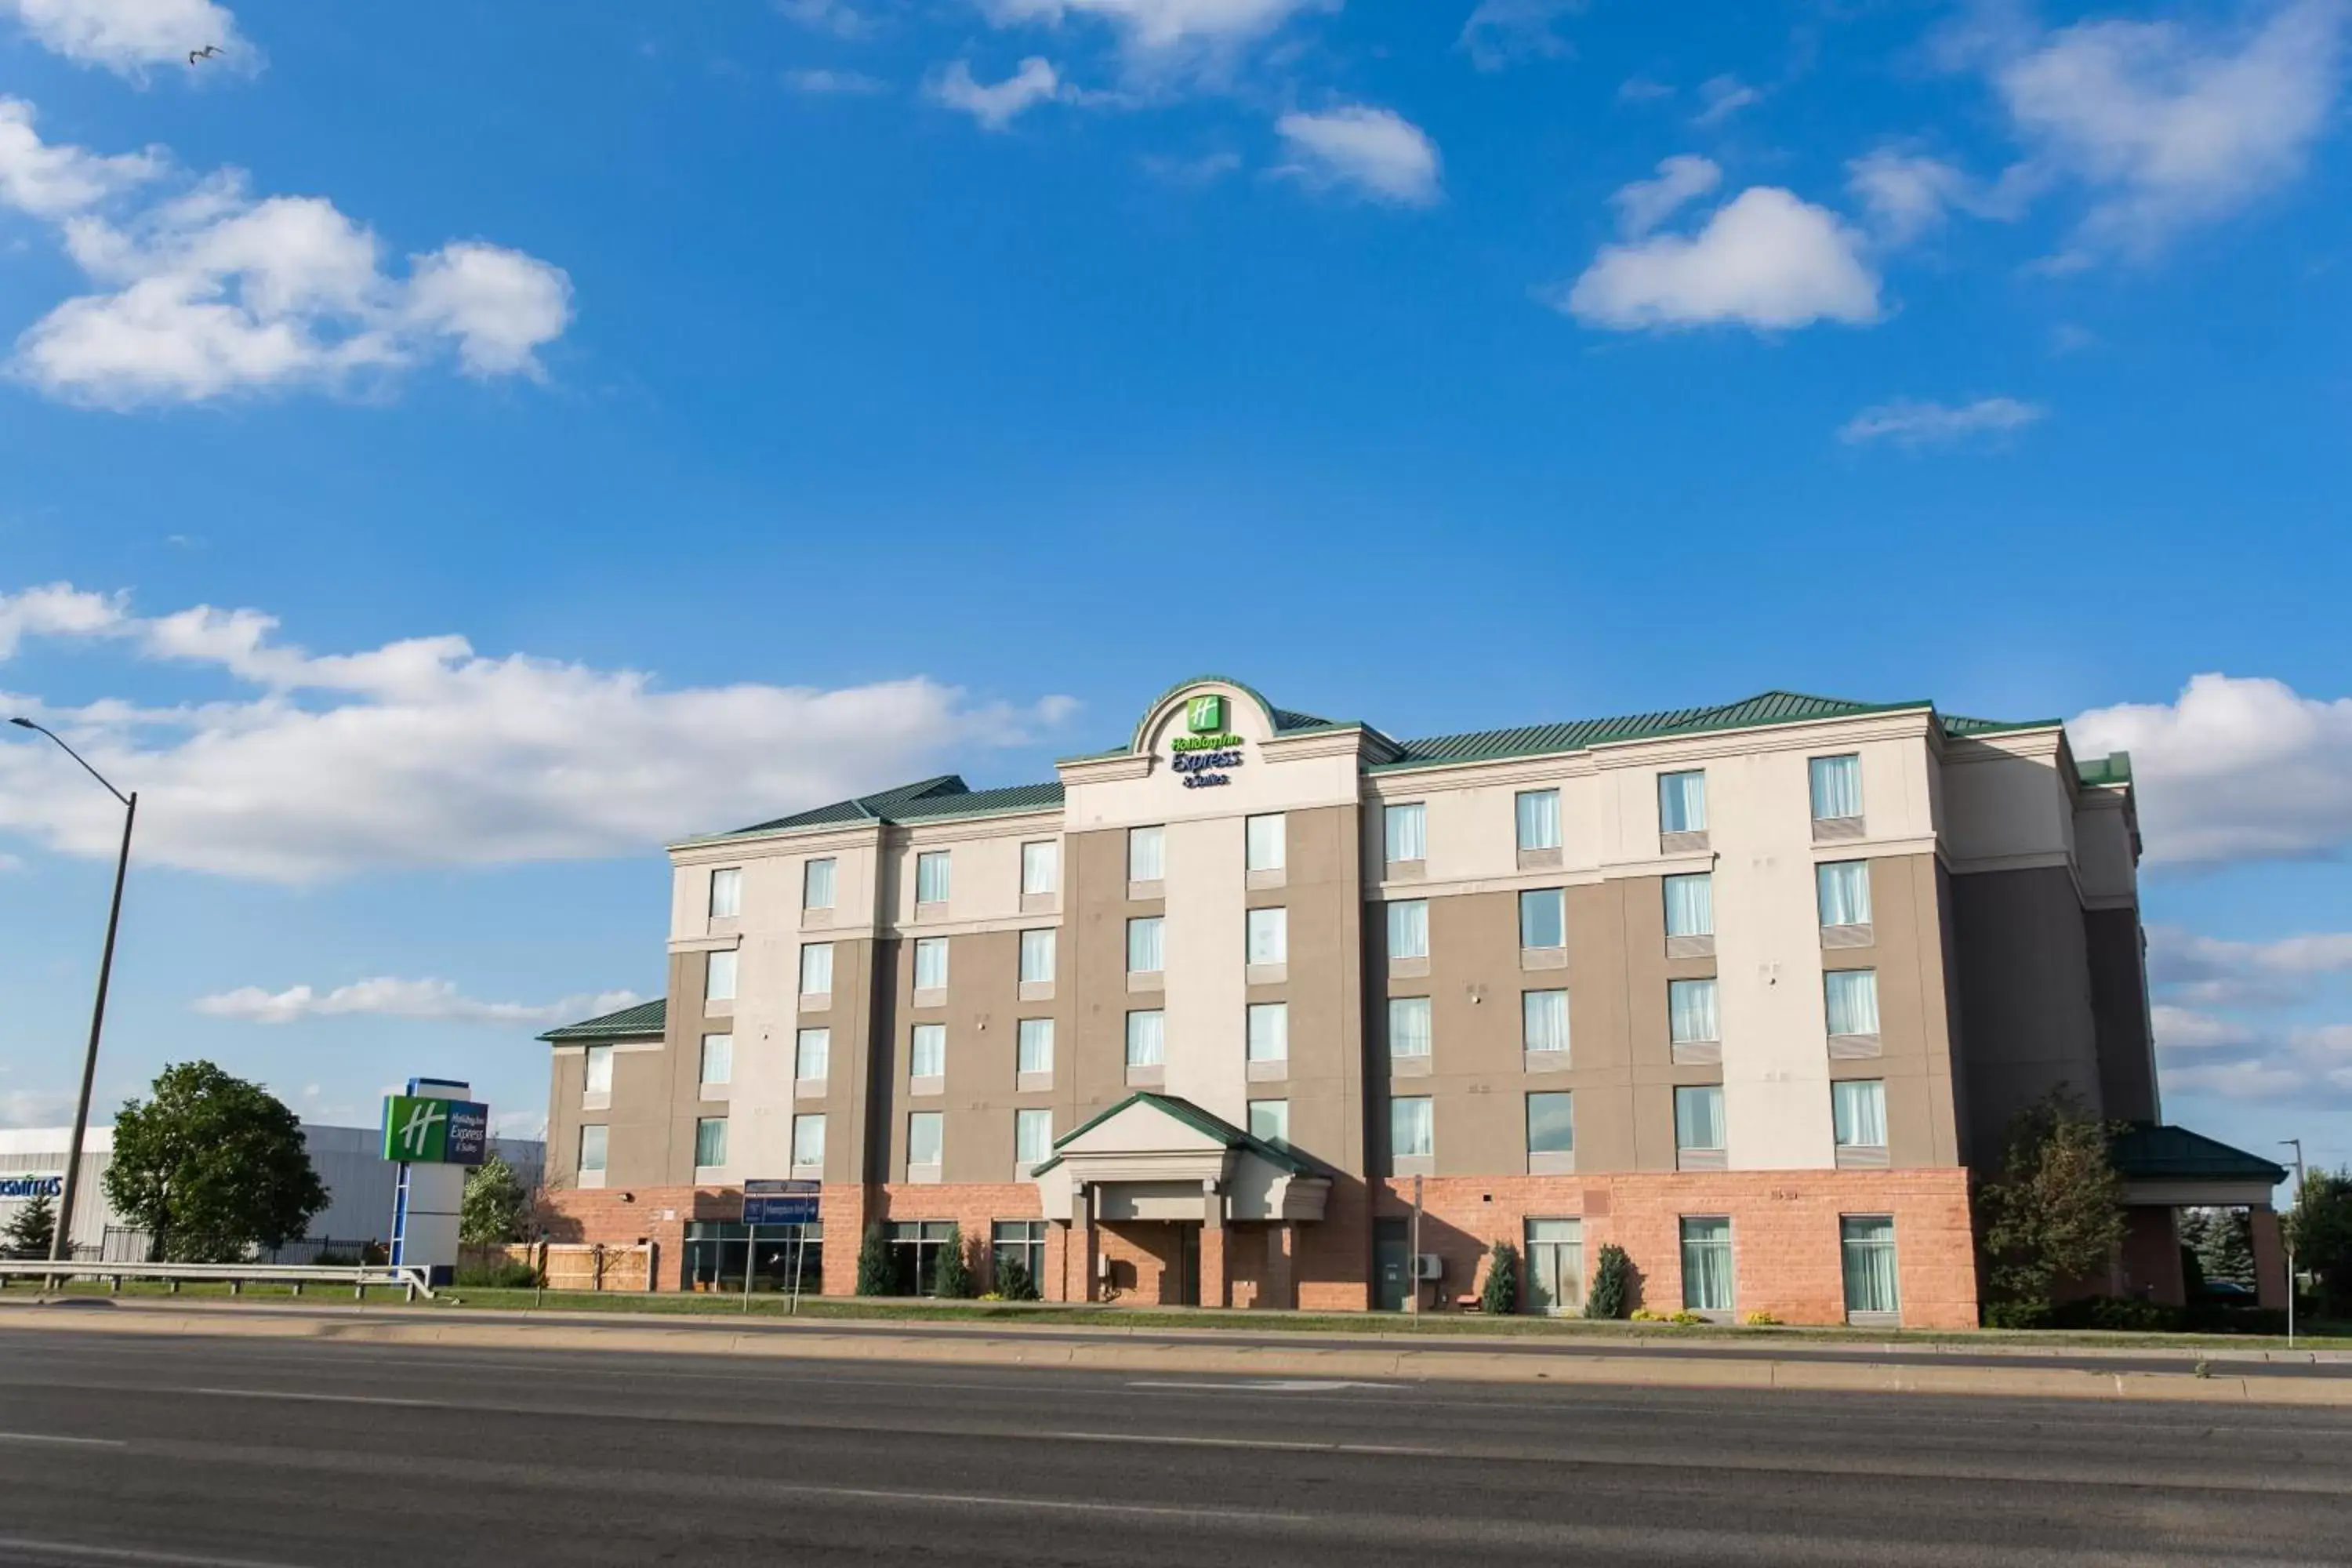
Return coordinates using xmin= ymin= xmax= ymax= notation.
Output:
xmin=1837 ymin=396 xmax=2045 ymax=447
xmin=1845 ymin=150 xmax=1984 ymax=245
xmin=774 ymin=0 xmax=876 ymax=39
xmin=2070 ymin=675 xmax=2352 ymax=866
xmin=986 ymin=0 xmax=1328 ymax=59
xmin=1273 ymin=105 xmax=1442 ymax=207
xmin=1609 ymin=154 xmax=1719 ymax=237
xmin=1991 ymin=0 xmax=2347 ymax=257
xmin=1560 ymin=185 xmax=1879 ymax=331
xmin=194 ymin=978 xmax=644 ymax=1027
xmin=929 ymin=56 xmax=1063 ymax=130
xmin=1616 ymin=74 xmax=1672 ymax=104
xmin=0 ymin=583 xmax=1079 ymax=882
xmin=783 ymin=67 xmax=887 ymax=94
xmin=1458 ymin=0 xmax=1582 ymax=71
xmin=2 ymin=0 xmax=245 ymax=75
xmin=0 ymin=101 xmax=571 ymax=408
xmin=0 ymin=1087 xmax=76 ymax=1128
xmin=2147 ymin=922 xmax=2352 ymax=1006
xmin=1692 ymin=73 xmax=1760 ymax=127
xmin=2152 ymin=1004 xmax=2259 ymax=1051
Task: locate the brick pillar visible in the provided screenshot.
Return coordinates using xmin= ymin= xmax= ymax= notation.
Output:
xmin=1200 ymin=1208 xmax=1230 ymax=1309
xmin=1264 ymin=1221 xmax=1294 ymax=1312
xmin=1071 ymin=1186 xmax=1098 ymax=1305
xmin=2251 ymin=1207 xmax=2288 ymax=1310
xmin=1044 ymin=1221 xmax=1070 ymax=1305
xmin=822 ymin=1185 xmax=869 ymax=1298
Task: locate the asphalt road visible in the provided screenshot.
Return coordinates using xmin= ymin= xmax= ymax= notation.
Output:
xmin=0 ymin=1325 xmax=2345 ymax=1567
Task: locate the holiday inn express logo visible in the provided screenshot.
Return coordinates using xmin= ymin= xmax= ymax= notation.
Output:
xmin=1185 ymin=694 xmax=1225 ymax=734
xmin=380 ymin=1093 xmax=492 ymax=1166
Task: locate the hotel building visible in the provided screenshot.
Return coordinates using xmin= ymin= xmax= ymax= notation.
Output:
xmin=538 ymin=677 xmax=2287 ymax=1326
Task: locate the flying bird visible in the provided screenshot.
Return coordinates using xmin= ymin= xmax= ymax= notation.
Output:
xmin=188 ymin=44 xmax=221 ymax=63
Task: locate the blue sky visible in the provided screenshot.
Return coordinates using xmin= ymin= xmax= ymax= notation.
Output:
xmin=1 ymin=0 xmax=2349 ymax=1180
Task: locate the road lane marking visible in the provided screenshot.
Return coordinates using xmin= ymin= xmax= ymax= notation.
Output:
xmin=0 ymin=1537 xmax=310 ymax=1568
xmin=1130 ymin=1378 xmax=1404 ymax=1392
xmin=0 ymin=1432 xmax=127 ymax=1447
xmin=1044 ymin=1429 xmax=1438 ymax=1456
xmin=181 ymin=1388 xmax=440 ymax=1409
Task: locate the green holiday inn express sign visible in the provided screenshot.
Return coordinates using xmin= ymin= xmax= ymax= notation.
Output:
xmin=1170 ymin=691 xmax=1244 ymax=786
xmin=381 ymin=1094 xmax=491 ymax=1166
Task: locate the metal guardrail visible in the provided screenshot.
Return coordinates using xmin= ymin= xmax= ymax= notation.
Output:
xmin=0 ymin=1259 xmax=437 ymax=1301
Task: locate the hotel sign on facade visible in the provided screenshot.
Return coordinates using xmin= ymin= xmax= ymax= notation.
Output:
xmin=1170 ymin=692 xmax=1245 ymax=789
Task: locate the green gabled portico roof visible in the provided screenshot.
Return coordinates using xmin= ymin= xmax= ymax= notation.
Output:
xmin=1026 ymin=1091 xmax=1315 ymax=1178
xmin=2111 ymin=1123 xmax=2288 ymax=1185
xmin=538 ymin=997 xmax=666 ymax=1043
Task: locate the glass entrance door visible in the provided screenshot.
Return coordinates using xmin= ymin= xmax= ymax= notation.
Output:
xmin=1525 ymin=1218 xmax=1584 ymax=1315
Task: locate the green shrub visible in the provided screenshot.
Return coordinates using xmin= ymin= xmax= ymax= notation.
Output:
xmin=933 ymin=1226 xmax=975 ymax=1299
xmin=1480 ymin=1241 xmax=1520 ymax=1316
xmin=1584 ymin=1243 xmax=1632 ymax=1319
xmin=2048 ymin=1294 xmax=2177 ymax=1332
xmin=855 ymin=1222 xmax=895 ymax=1297
xmin=996 ymin=1255 xmax=1039 ymax=1302
xmin=1982 ymin=1299 xmax=2051 ymax=1330
xmin=454 ymin=1261 xmax=541 ymax=1289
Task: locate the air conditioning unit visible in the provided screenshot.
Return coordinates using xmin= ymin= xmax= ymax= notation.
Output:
xmin=1411 ymin=1254 xmax=1443 ymax=1280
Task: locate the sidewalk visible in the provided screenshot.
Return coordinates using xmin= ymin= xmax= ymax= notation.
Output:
xmin=7 ymin=1294 xmax=2350 ymax=1406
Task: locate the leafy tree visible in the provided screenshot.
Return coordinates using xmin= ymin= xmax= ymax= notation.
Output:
xmin=933 ymin=1225 xmax=975 ymax=1298
xmin=2285 ymin=1169 xmax=2352 ymax=1317
xmin=2188 ymin=1207 xmax=2256 ymax=1287
xmin=2 ymin=1192 xmax=56 ymax=1260
xmin=1479 ymin=1240 xmax=1520 ymax=1315
xmin=1584 ymin=1243 xmax=1633 ymax=1319
xmin=995 ymin=1254 xmax=1039 ymax=1302
xmin=460 ymin=1155 xmax=531 ymax=1245
xmin=1975 ymin=1089 xmax=2127 ymax=1313
xmin=103 ymin=1062 xmax=328 ymax=1262
xmin=855 ymin=1222 xmax=896 ymax=1296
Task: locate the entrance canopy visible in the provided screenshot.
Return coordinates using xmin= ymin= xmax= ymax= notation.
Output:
xmin=1030 ymin=1093 xmax=1330 ymax=1225
xmin=2112 ymin=1124 xmax=2289 ymax=1210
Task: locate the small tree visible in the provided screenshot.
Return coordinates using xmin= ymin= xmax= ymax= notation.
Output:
xmin=855 ymin=1222 xmax=895 ymax=1296
xmin=996 ymin=1254 xmax=1039 ymax=1302
xmin=1584 ymin=1243 xmax=1632 ymax=1319
xmin=2 ymin=1192 xmax=56 ymax=1260
xmin=1975 ymin=1089 xmax=2127 ymax=1315
xmin=1480 ymin=1240 xmax=1520 ymax=1315
xmin=2286 ymin=1169 xmax=2352 ymax=1316
xmin=460 ymin=1155 xmax=531 ymax=1246
xmin=2191 ymin=1207 xmax=2257 ymax=1287
xmin=104 ymin=1062 xmax=328 ymax=1261
xmin=934 ymin=1225 xmax=975 ymax=1299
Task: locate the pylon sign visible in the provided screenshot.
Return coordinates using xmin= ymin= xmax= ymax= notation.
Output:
xmin=385 ymin=1077 xmax=486 ymax=1284
xmin=382 ymin=1094 xmax=489 ymax=1166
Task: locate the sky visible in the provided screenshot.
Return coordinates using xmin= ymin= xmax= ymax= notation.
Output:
xmin=0 ymin=0 xmax=2348 ymax=1182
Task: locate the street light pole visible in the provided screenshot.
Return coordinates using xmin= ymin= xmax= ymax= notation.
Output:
xmin=2281 ymin=1138 xmax=2306 ymax=1349
xmin=8 ymin=719 xmax=136 ymax=1271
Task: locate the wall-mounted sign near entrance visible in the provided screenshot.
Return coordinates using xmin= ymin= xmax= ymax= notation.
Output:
xmin=742 ymin=1178 xmax=822 ymax=1226
xmin=0 ymin=1175 xmax=64 ymax=1201
xmin=1170 ymin=691 xmax=1245 ymax=788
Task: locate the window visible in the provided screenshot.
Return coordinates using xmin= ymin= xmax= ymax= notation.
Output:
xmin=1247 ymin=1002 xmax=1289 ymax=1063
xmin=584 ymin=1044 xmax=613 ymax=1096
xmin=913 ymin=936 xmax=949 ymax=992
xmin=709 ymin=866 xmax=742 ymax=919
xmin=1017 ymin=1018 xmax=1054 ymax=1075
xmin=1125 ymin=1009 xmax=1165 ymax=1067
xmin=1018 ymin=928 xmax=1056 ymax=984
xmin=915 ymin=849 xmax=951 ymax=906
xmin=1825 ymin=969 xmax=1881 ymax=1036
xmin=1817 ymin=861 xmax=1871 ymax=927
xmin=1525 ymin=1218 xmax=1584 ymax=1315
xmin=1247 ymin=906 xmax=1288 ymax=965
xmin=1668 ymin=978 xmax=1720 ymax=1043
xmin=1674 ymin=1085 xmax=1726 ymax=1152
xmin=704 ymin=949 xmax=738 ymax=1003
xmin=1127 ymin=825 xmax=1165 ymax=883
xmin=1679 ymin=1217 xmax=1733 ymax=1312
xmin=1832 ymin=1080 xmax=1888 ymax=1149
xmin=1809 ymin=754 xmax=1863 ymax=822
xmin=1523 ymin=989 xmax=1570 ymax=1054
xmin=1663 ymin=873 xmax=1714 ymax=938
xmin=1388 ymin=996 xmax=1432 ymax=1058
xmin=1020 ymin=840 xmax=1058 ymax=896
xmin=1015 ymin=1109 xmax=1054 ymax=1167
xmin=577 ymin=1123 xmax=608 ymax=1174
xmin=1659 ymin=771 xmax=1708 ymax=834
xmin=907 ymin=1112 xmax=943 ymax=1169
xmin=1387 ymin=899 xmax=1429 ymax=960
xmin=1526 ymin=1091 xmax=1574 ymax=1154
xmin=910 ymin=1022 xmax=946 ymax=1080
xmin=699 ymin=1033 xmax=733 ymax=1087
xmin=993 ymin=1221 xmax=1047 ymax=1294
xmin=1127 ymin=916 xmax=1163 ymax=975
xmin=800 ymin=942 xmax=834 ymax=996
xmin=791 ymin=1113 xmax=826 ymax=1169
xmin=803 ymin=858 xmax=837 ymax=911
xmin=1390 ymin=1096 xmax=1434 ymax=1160
xmin=1841 ymin=1216 xmax=1900 ymax=1317
xmin=1246 ymin=813 xmax=1287 ymax=872
xmin=794 ymin=1028 xmax=829 ymax=1082
xmin=1515 ymin=789 xmax=1562 ymax=851
xmin=695 ymin=1116 xmax=729 ymax=1170
xmin=1384 ymin=802 xmax=1427 ymax=863
xmin=1519 ymin=888 xmax=1566 ymax=950
xmin=887 ymin=1220 xmax=957 ymax=1295
xmin=1248 ymin=1098 xmax=1290 ymax=1147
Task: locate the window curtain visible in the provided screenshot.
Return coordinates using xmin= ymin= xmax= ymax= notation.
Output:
xmin=695 ymin=1118 xmax=728 ymax=1167
xmin=579 ymin=1125 xmax=608 ymax=1171
xmin=1127 ymin=917 xmax=1163 ymax=974
xmin=1247 ymin=814 xmax=1286 ymax=872
xmin=1127 ymin=1011 xmax=1165 ymax=1066
xmin=1809 ymin=755 xmax=1863 ymax=820
xmin=1020 ymin=930 xmax=1054 ymax=982
xmin=1519 ymin=889 xmax=1565 ymax=949
xmin=1658 ymin=771 xmax=1707 ymax=833
xmin=1020 ymin=843 xmax=1056 ymax=895
xmin=1675 ymin=1085 xmax=1725 ymax=1149
xmin=1515 ymin=789 xmax=1561 ymax=851
xmin=1388 ymin=996 xmax=1432 ymax=1057
xmin=1833 ymin=1080 xmax=1887 ymax=1146
xmin=1841 ymin=1218 xmax=1899 ymax=1314
xmin=1018 ymin=1019 xmax=1053 ymax=1073
xmin=1817 ymin=861 xmax=1871 ymax=926
xmin=1128 ymin=826 xmax=1164 ymax=882
xmin=1668 ymin=978 xmax=1719 ymax=1043
xmin=1680 ymin=1219 xmax=1733 ymax=1311
xmin=1016 ymin=1111 xmax=1053 ymax=1165
xmin=1825 ymin=969 xmax=1880 ymax=1036
xmin=796 ymin=1029 xmax=829 ymax=1081
xmin=1385 ymin=803 xmax=1427 ymax=862
xmin=804 ymin=858 xmax=837 ymax=909
xmin=1663 ymin=873 xmax=1714 ymax=938
xmin=911 ymin=1025 xmax=945 ymax=1077
xmin=710 ymin=868 xmax=742 ymax=919
xmin=1247 ymin=1004 xmax=1288 ymax=1062
xmin=1523 ymin=989 xmax=1570 ymax=1053
xmin=700 ymin=1034 xmax=732 ymax=1086
xmin=916 ymin=851 xmax=951 ymax=904
xmin=914 ymin=939 xmax=949 ymax=990
xmin=705 ymin=949 xmax=738 ymax=1002
xmin=800 ymin=943 xmax=833 ymax=995
xmin=585 ymin=1046 xmax=613 ymax=1094
xmin=1391 ymin=1098 xmax=1433 ymax=1157
xmin=1388 ymin=899 xmax=1429 ymax=959
xmin=908 ymin=1114 xmax=942 ymax=1167
xmin=793 ymin=1115 xmax=826 ymax=1167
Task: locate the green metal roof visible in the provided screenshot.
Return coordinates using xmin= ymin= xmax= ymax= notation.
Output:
xmin=711 ymin=775 xmax=1065 ymax=840
xmin=2076 ymin=752 xmax=2133 ymax=788
xmin=2111 ymin=1123 xmax=2287 ymax=1185
xmin=1374 ymin=690 xmax=1940 ymax=771
xmin=1026 ymin=1091 xmax=1316 ymax=1178
xmin=538 ymin=997 xmax=667 ymax=1044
